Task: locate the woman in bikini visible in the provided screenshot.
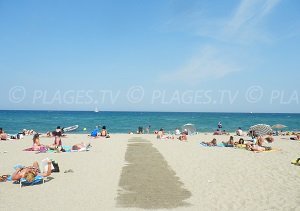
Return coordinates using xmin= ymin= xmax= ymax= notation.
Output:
xmin=32 ymin=134 xmax=46 ymax=151
xmin=222 ymin=136 xmax=234 ymax=147
xmin=47 ymin=132 xmax=63 ymax=151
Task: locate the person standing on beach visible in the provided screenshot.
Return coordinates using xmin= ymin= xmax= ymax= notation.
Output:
xmin=218 ymin=122 xmax=222 ymax=129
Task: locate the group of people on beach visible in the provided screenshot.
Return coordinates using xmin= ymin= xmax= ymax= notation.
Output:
xmin=33 ymin=126 xmax=91 ymax=152
xmin=202 ymin=134 xmax=274 ymax=152
xmin=0 ymin=127 xmax=38 ymax=140
xmin=155 ymin=128 xmax=188 ymax=141
xmin=90 ymin=126 xmax=109 ymax=138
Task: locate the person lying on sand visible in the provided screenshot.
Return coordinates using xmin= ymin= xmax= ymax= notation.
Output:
xmin=290 ymin=134 xmax=300 ymax=140
xmin=72 ymin=143 xmax=91 ymax=151
xmin=202 ymin=138 xmax=217 ymax=146
xmin=11 ymin=160 xmax=52 ymax=182
xmin=246 ymin=143 xmax=266 ymax=152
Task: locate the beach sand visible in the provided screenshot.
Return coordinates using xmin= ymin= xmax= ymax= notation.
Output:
xmin=0 ymin=133 xmax=299 ymax=211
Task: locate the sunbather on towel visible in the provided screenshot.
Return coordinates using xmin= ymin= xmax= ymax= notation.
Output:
xmin=202 ymin=138 xmax=217 ymax=146
xmin=290 ymin=134 xmax=300 ymax=140
xmin=246 ymin=143 xmax=269 ymax=152
xmin=11 ymin=160 xmax=52 ymax=182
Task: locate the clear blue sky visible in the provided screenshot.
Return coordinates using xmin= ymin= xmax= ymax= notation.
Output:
xmin=0 ymin=0 xmax=299 ymax=112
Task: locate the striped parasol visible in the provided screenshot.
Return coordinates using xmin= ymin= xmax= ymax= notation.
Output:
xmin=249 ymin=124 xmax=273 ymax=136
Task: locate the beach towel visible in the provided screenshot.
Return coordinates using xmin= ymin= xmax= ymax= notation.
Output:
xmin=235 ymin=144 xmax=247 ymax=149
xmin=23 ymin=146 xmax=48 ymax=153
xmin=200 ymin=143 xmax=225 ymax=147
xmin=23 ymin=147 xmax=36 ymax=151
xmin=259 ymin=148 xmax=281 ymax=153
xmin=20 ymin=175 xmax=44 ymax=187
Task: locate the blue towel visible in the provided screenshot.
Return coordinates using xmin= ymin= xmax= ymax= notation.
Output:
xmin=20 ymin=175 xmax=44 ymax=186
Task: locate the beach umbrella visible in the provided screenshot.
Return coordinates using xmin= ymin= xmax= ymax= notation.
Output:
xmin=182 ymin=123 xmax=196 ymax=135
xmin=271 ymin=124 xmax=287 ymax=130
xmin=249 ymin=124 xmax=273 ymax=136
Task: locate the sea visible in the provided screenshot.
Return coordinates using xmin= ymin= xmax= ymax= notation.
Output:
xmin=0 ymin=110 xmax=299 ymax=134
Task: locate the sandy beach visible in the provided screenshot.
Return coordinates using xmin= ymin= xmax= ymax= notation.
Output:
xmin=0 ymin=133 xmax=299 ymax=211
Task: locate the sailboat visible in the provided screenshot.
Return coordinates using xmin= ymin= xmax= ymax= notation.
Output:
xmin=94 ymin=106 xmax=99 ymax=113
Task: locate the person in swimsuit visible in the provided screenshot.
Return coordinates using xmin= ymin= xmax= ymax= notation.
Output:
xmin=47 ymin=132 xmax=62 ymax=151
xmin=72 ymin=143 xmax=91 ymax=151
xmin=202 ymin=138 xmax=217 ymax=146
xmin=290 ymin=134 xmax=300 ymax=140
xmin=32 ymin=134 xmax=46 ymax=151
xmin=100 ymin=126 xmax=107 ymax=137
xmin=246 ymin=143 xmax=266 ymax=152
xmin=11 ymin=160 xmax=52 ymax=182
xmin=222 ymin=136 xmax=234 ymax=147
xmin=0 ymin=128 xmax=8 ymax=140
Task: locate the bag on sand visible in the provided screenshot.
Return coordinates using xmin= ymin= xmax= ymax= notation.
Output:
xmin=51 ymin=161 xmax=60 ymax=173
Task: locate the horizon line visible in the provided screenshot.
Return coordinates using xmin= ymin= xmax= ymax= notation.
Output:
xmin=0 ymin=109 xmax=299 ymax=114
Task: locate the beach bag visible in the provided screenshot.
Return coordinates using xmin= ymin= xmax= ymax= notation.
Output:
xmin=51 ymin=161 xmax=60 ymax=173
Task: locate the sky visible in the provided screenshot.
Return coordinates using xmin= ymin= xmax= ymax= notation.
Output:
xmin=0 ymin=0 xmax=299 ymax=112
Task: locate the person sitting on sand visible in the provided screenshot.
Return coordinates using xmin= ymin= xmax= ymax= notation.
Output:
xmin=290 ymin=133 xmax=300 ymax=140
xmin=213 ymin=129 xmax=222 ymax=135
xmin=222 ymin=136 xmax=234 ymax=147
xmin=11 ymin=160 xmax=52 ymax=182
xmin=47 ymin=132 xmax=63 ymax=152
xmin=178 ymin=132 xmax=187 ymax=141
xmin=202 ymin=138 xmax=217 ymax=146
xmin=236 ymin=127 xmax=244 ymax=136
xmin=72 ymin=143 xmax=91 ymax=151
xmin=157 ymin=128 xmax=164 ymax=139
xmin=100 ymin=126 xmax=107 ymax=137
xmin=0 ymin=128 xmax=8 ymax=140
xmin=234 ymin=138 xmax=245 ymax=145
xmin=32 ymin=134 xmax=46 ymax=151
xmin=175 ymin=128 xmax=181 ymax=135
xmin=265 ymin=133 xmax=274 ymax=143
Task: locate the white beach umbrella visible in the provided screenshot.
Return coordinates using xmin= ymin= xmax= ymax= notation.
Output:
xmin=249 ymin=124 xmax=273 ymax=136
xmin=182 ymin=123 xmax=196 ymax=135
xmin=271 ymin=124 xmax=287 ymax=130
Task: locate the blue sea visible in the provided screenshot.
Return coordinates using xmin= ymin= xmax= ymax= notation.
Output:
xmin=0 ymin=110 xmax=299 ymax=134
